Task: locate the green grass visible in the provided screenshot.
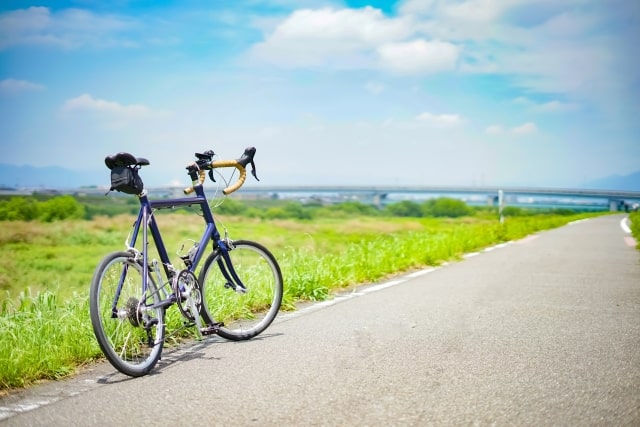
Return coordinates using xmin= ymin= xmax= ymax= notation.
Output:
xmin=0 ymin=210 xmax=622 ymax=391
xmin=0 ymin=290 xmax=99 ymax=389
xmin=629 ymin=211 xmax=640 ymax=248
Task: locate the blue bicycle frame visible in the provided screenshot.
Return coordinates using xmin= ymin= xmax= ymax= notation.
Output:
xmin=112 ymin=183 xmax=244 ymax=323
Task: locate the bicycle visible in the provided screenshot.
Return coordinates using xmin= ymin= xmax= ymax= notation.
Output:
xmin=89 ymin=147 xmax=283 ymax=377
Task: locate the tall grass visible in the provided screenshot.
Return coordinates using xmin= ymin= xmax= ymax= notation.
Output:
xmin=629 ymin=211 xmax=640 ymax=247
xmin=0 ymin=290 xmax=100 ymax=389
xmin=279 ymin=215 xmax=579 ymax=306
xmin=0 ymin=211 xmax=616 ymax=391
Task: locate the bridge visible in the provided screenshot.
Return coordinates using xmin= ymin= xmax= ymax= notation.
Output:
xmin=65 ymin=184 xmax=640 ymax=211
xmin=218 ymin=185 xmax=640 ymax=211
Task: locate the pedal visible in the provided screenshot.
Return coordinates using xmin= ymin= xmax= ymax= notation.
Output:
xmin=200 ymin=322 xmax=224 ymax=336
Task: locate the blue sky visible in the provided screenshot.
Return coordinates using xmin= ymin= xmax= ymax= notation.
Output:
xmin=1 ymin=0 xmax=638 ymax=188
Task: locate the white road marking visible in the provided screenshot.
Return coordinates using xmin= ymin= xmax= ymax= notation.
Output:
xmin=620 ymin=216 xmax=632 ymax=234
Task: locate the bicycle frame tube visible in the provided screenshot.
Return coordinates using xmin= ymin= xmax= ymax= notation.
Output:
xmin=109 ymin=181 xmax=252 ymax=318
xmin=110 ymin=206 xmax=149 ymax=316
xmin=111 ymin=263 xmax=130 ymax=318
xmin=140 ymin=186 xmax=222 ymax=273
xmin=111 ymin=185 xmax=230 ymax=313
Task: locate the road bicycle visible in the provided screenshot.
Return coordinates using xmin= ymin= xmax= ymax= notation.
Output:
xmin=89 ymin=147 xmax=283 ymax=377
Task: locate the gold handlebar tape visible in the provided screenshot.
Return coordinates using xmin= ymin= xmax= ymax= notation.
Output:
xmin=183 ymin=160 xmax=247 ymax=196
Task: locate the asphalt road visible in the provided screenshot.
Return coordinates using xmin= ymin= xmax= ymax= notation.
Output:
xmin=2 ymin=214 xmax=639 ymax=426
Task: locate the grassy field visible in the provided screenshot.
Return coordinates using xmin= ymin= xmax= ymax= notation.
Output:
xmin=0 ymin=209 xmax=632 ymax=391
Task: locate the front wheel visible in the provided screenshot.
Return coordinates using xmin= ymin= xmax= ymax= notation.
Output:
xmin=89 ymin=251 xmax=165 ymax=377
xmin=198 ymin=240 xmax=283 ymax=341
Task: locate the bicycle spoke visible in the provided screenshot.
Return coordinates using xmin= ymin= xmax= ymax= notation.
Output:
xmin=90 ymin=252 xmax=165 ymax=377
xmin=198 ymin=240 xmax=283 ymax=341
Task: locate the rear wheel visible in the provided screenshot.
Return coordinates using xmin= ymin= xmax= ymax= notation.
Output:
xmin=89 ymin=251 xmax=165 ymax=377
xmin=198 ymin=240 xmax=283 ymax=341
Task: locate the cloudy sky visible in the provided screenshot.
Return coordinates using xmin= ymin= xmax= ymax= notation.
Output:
xmin=1 ymin=0 xmax=638 ymax=188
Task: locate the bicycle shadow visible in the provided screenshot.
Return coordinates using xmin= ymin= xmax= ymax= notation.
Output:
xmin=96 ymin=331 xmax=284 ymax=383
xmin=154 ymin=331 xmax=284 ymax=372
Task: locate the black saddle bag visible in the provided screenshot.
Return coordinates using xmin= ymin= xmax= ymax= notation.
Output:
xmin=110 ymin=166 xmax=144 ymax=195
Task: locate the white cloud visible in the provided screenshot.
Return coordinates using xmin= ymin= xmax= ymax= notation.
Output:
xmin=0 ymin=78 xmax=44 ymax=93
xmin=533 ymin=100 xmax=579 ymax=113
xmin=245 ymin=0 xmax=634 ymax=114
xmin=63 ymin=94 xmax=167 ymax=119
xmin=416 ymin=111 xmax=463 ymax=126
xmin=0 ymin=6 xmax=137 ymax=49
xmin=399 ymin=0 xmax=438 ymax=16
xmin=540 ymin=9 xmax=598 ymax=37
xmin=404 ymin=0 xmax=522 ymax=43
xmin=377 ymin=39 xmax=459 ymax=74
xmin=250 ymin=7 xmax=414 ymax=68
xmin=511 ymin=122 xmax=537 ymax=135
xmin=397 ymin=0 xmax=637 ymax=114
xmin=273 ymin=7 xmax=408 ymax=44
xmin=511 ymin=97 xmax=579 ymax=113
xmin=485 ymin=125 xmax=504 ymax=135
xmin=485 ymin=122 xmax=538 ymax=135
xmin=249 ymin=7 xmax=465 ymax=75
xmin=442 ymin=0 xmax=513 ymax=23
xmin=247 ymin=0 xmax=629 ymax=100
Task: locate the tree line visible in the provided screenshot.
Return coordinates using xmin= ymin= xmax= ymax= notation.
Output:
xmin=0 ymin=194 xmax=585 ymax=222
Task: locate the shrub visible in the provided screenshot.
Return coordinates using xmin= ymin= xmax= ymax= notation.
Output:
xmin=0 ymin=197 xmax=40 ymax=221
xmin=385 ymin=200 xmax=423 ymax=217
xmin=214 ymin=198 xmax=247 ymax=216
xmin=0 ymin=196 xmax=85 ymax=222
xmin=423 ymin=198 xmax=472 ymax=218
xmin=263 ymin=207 xmax=288 ymax=219
xmin=329 ymin=201 xmax=379 ymax=216
xmin=283 ymin=202 xmax=313 ymax=220
xmin=39 ymin=196 xmax=85 ymax=222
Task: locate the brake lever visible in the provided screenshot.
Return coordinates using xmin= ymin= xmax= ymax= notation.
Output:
xmin=208 ymin=169 xmax=216 ymax=183
xmin=250 ymin=160 xmax=259 ymax=181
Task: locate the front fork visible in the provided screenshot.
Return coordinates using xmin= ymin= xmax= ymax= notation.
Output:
xmin=215 ymin=240 xmax=247 ymax=294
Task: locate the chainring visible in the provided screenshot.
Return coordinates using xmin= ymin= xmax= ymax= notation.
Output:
xmin=172 ymin=269 xmax=202 ymax=321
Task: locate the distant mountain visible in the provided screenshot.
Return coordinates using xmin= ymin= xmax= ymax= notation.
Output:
xmin=582 ymin=171 xmax=640 ymax=192
xmin=0 ymin=164 xmax=104 ymax=189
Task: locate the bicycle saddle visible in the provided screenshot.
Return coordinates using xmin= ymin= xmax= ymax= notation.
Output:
xmin=105 ymin=152 xmax=150 ymax=169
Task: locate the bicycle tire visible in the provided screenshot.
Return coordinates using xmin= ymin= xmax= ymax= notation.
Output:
xmin=89 ymin=251 xmax=165 ymax=377
xmin=198 ymin=240 xmax=283 ymax=341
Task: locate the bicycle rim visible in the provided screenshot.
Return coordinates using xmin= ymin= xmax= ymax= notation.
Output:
xmin=198 ymin=240 xmax=283 ymax=341
xmin=90 ymin=252 xmax=165 ymax=377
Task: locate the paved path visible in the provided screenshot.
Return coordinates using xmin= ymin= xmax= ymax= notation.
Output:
xmin=2 ymin=214 xmax=639 ymax=426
